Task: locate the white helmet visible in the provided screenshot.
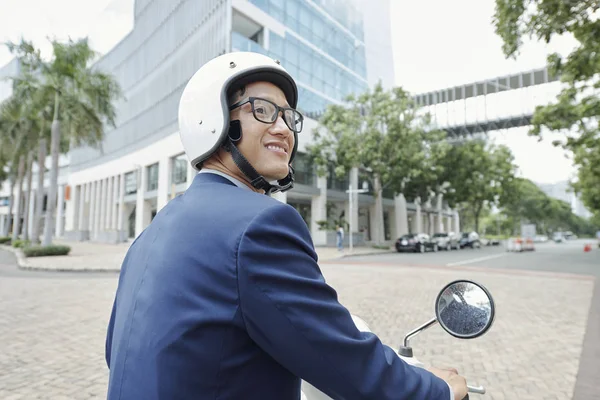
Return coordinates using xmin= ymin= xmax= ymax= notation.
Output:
xmin=178 ymin=51 xmax=300 ymax=194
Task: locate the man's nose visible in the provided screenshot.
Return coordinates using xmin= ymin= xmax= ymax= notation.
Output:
xmin=271 ymin=113 xmax=291 ymax=136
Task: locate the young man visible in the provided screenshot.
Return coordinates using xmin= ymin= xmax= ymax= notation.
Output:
xmin=105 ymin=52 xmax=468 ymax=400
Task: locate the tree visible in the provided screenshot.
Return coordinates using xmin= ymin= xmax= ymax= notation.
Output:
xmin=308 ymin=83 xmax=447 ymax=245
xmin=439 ymin=140 xmax=517 ymax=233
xmin=6 ymin=37 xmax=123 ymax=246
xmin=0 ymin=96 xmax=40 ymax=240
xmin=493 ymin=0 xmax=600 ymax=221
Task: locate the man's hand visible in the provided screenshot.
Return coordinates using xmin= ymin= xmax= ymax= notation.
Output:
xmin=427 ymin=366 xmax=467 ymax=400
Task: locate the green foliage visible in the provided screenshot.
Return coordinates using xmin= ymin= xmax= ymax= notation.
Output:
xmin=12 ymin=239 xmax=31 ymax=248
xmin=438 ymin=140 xmax=517 ymax=232
xmin=493 ymin=0 xmax=600 ymax=217
xmin=307 ymin=83 xmax=449 ymax=244
xmin=371 ymin=244 xmax=391 ymax=250
xmin=0 ymin=236 xmax=11 ymax=244
xmin=23 ymin=245 xmax=71 ymax=257
xmin=499 ymin=177 xmax=599 ymax=236
xmin=308 ymin=83 xmax=448 ymax=201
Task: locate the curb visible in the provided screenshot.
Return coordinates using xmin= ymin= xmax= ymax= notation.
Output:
xmin=338 ymin=249 xmax=396 ymax=259
xmin=0 ymin=244 xmax=120 ymax=273
xmin=1 ymin=244 xmax=32 ymax=269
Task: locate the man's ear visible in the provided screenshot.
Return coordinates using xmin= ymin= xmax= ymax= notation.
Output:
xmin=228 ymin=120 xmax=242 ymax=142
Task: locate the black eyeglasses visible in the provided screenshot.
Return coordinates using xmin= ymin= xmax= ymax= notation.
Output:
xmin=229 ymin=96 xmax=304 ymax=133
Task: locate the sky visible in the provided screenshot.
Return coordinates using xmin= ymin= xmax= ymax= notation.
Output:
xmin=0 ymin=0 xmax=581 ymax=185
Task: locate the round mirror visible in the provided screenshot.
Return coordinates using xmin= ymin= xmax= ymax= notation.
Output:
xmin=435 ymin=280 xmax=495 ymax=339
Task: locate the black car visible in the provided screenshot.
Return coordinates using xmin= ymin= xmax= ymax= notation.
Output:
xmin=395 ymin=233 xmax=438 ymax=253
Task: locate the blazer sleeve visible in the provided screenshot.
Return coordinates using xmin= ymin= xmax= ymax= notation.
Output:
xmin=236 ymin=203 xmax=451 ymax=400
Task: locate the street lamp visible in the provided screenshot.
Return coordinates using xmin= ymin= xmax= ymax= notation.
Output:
xmin=346 ymin=180 xmax=369 ymax=253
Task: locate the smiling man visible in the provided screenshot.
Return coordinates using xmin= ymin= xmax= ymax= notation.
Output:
xmin=104 ymin=52 xmax=466 ymax=400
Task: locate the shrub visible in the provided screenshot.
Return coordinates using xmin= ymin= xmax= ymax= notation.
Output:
xmin=12 ymin=239 xmax=30 ymax=248
xmin=23 ymin=245 xmax=71 ymax=257
xmin=0 ymin=236 xmax=11 ymax=244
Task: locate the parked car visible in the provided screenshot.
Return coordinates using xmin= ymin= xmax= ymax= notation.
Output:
xmin=534 ymin=235 xmax=548 ymax=243
xmin=459 ymin=231 xmax=481 ymax=249
xmin=432 ymin=232 xmax=460 ymax=250
xmin=395 ymin=233 xmax=438 ymax=253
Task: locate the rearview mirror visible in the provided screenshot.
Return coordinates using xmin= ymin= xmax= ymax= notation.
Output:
xmin=435 ymin=280 xmax=495 ymax=339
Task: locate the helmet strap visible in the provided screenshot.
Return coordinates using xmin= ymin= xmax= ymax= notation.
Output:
xmin=226 ymin=121 xmax=294 ymax=195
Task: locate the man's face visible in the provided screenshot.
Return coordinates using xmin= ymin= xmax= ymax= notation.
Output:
xmin=229 ymin=81 xmax=295 ymax=182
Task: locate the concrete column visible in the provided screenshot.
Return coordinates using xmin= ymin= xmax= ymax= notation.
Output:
xmin=118 ymin=173 xmax=126 ymax=233
xmin=446 ymin=208 xmax=453 ymax=233
xmin=415 ymin=197 xmax=422 ymax=233
xmin=310 ymin=175 xmax=327 ymax=246
xmin=87 ymin=182 xmax=94 ymax=237
xmin=453 ymin=211 xmax=460 ymax=233
xmin=157 ymin=157 xmax=171 ymax=211
xmin=350 ymin=167 xmax=359 ymax=232
xmin=106 ymin=177 xmax=114 ymax=230
xmin=428 ymin=212 xmax=435 ymax=235
xmin=99 ymin=179 xmax=108 ymax=233
xmin=0 ymin=215 xmax=5 ymax=235
xmin=55 ymin=185 xmax=65 ymax=237
xmin=271 ymin=191 xmax=287 ymax=203
xmin=394 ymin=193 xmax=409 ymax=237
xmin=94 ymin=180 xmax=102 ymax=238
xmin=436 ymin=193 xmax=444 ymax=232
xmin=135 ymin=167 xmax=147 ymax=238
xmin=78 ymin=184 xmax=87 ymax=231
xmin=186 ymin=163 xmax=196 ymax=189
xmin=111 ymin=176 xmax=118 ymax=230
xmin=66 ymin=185 xmax=79 ymax=233
xmin=27 ymin=189 xmax=36 ymax=235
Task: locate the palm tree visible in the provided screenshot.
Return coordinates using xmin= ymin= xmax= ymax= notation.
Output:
xmin=0 ymin=98 xmax=28 ymax=238
xmin=7 ymin=38 xmax=122 ymax=246
xmin=0 ymin=95 xmax=42 ymax=241
xmin=3 ymin=45 xmax=53 ymax=243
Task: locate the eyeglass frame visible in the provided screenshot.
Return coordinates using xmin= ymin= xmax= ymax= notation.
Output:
xmin=228 ymin=96 xmax=304 ymax=133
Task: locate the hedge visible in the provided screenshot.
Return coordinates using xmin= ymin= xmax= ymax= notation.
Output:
xmin=23 ymin=245 xmax=71 ymax=257
xmin=0 ymin=236 xmax=10 ymax=244
xmin=12 ymin=239 xmax=31 ymax=248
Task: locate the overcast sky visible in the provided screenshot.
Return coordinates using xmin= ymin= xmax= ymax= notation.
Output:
xmin=0 ymin=0 xmax=580 ymax=184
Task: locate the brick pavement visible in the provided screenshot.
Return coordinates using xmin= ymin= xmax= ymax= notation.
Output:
xmin=0 ymin=250 xmax=594 ymax=399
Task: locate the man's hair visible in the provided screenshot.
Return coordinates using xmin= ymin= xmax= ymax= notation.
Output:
xmin=227 ymin=85 xmax=246 ymax=106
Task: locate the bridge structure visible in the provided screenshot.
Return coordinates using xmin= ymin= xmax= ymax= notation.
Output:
xmin=413 ymin=65 xmax=562 ymax=137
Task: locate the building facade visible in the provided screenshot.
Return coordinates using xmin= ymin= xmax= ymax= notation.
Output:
xmin=0 ymin=0 xmax=458 ymax=246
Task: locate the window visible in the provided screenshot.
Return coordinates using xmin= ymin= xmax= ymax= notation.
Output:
xmin=292 ymin=152 xmax=314 ymax=186
xmin=172 ymin=154 xmax=187 ymax=185
xmin=147 ymin=163 xmax=159 ymax=192
xmin=125 ymin=171 xmax=137 ymax=195
xmin=327 ymin=165 xmax=348 ymax=191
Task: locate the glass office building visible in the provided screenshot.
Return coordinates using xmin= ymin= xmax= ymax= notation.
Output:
xmin=231 ymin=0 xmax=369 ymax=117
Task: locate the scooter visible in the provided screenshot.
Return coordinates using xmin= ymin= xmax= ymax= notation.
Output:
xmin=301 ymin=279 xmax=496 ymax=400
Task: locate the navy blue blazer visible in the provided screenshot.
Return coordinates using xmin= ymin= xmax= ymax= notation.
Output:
xmin=105 ymin=172 xmax=450 ymax=399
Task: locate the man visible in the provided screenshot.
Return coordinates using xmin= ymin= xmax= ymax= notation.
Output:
xmin=105 ymin=52 xmax=468 ymax=399
xmin=336 ymin=225 xmax=344 ymax=251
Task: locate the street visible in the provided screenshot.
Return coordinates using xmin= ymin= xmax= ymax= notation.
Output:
xmin=0 ymin=240 xmax=598 ymax=399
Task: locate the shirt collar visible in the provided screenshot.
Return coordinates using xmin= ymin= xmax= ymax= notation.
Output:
xmin=199 ymin=169 xmax=252 ymax=191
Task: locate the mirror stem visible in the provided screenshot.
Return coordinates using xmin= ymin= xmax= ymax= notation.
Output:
xmin=403 ymin=317 xmax=438 ymax=348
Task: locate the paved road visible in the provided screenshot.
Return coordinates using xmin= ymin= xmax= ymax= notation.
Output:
xmin=0 ymin=241 xmax=598 ymax=399
xmin=346 ymin=239 xmax=600 ymax=276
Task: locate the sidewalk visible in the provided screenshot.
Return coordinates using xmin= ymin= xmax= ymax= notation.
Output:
xmin=1 ymin=241 xmax=394 ymax=272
